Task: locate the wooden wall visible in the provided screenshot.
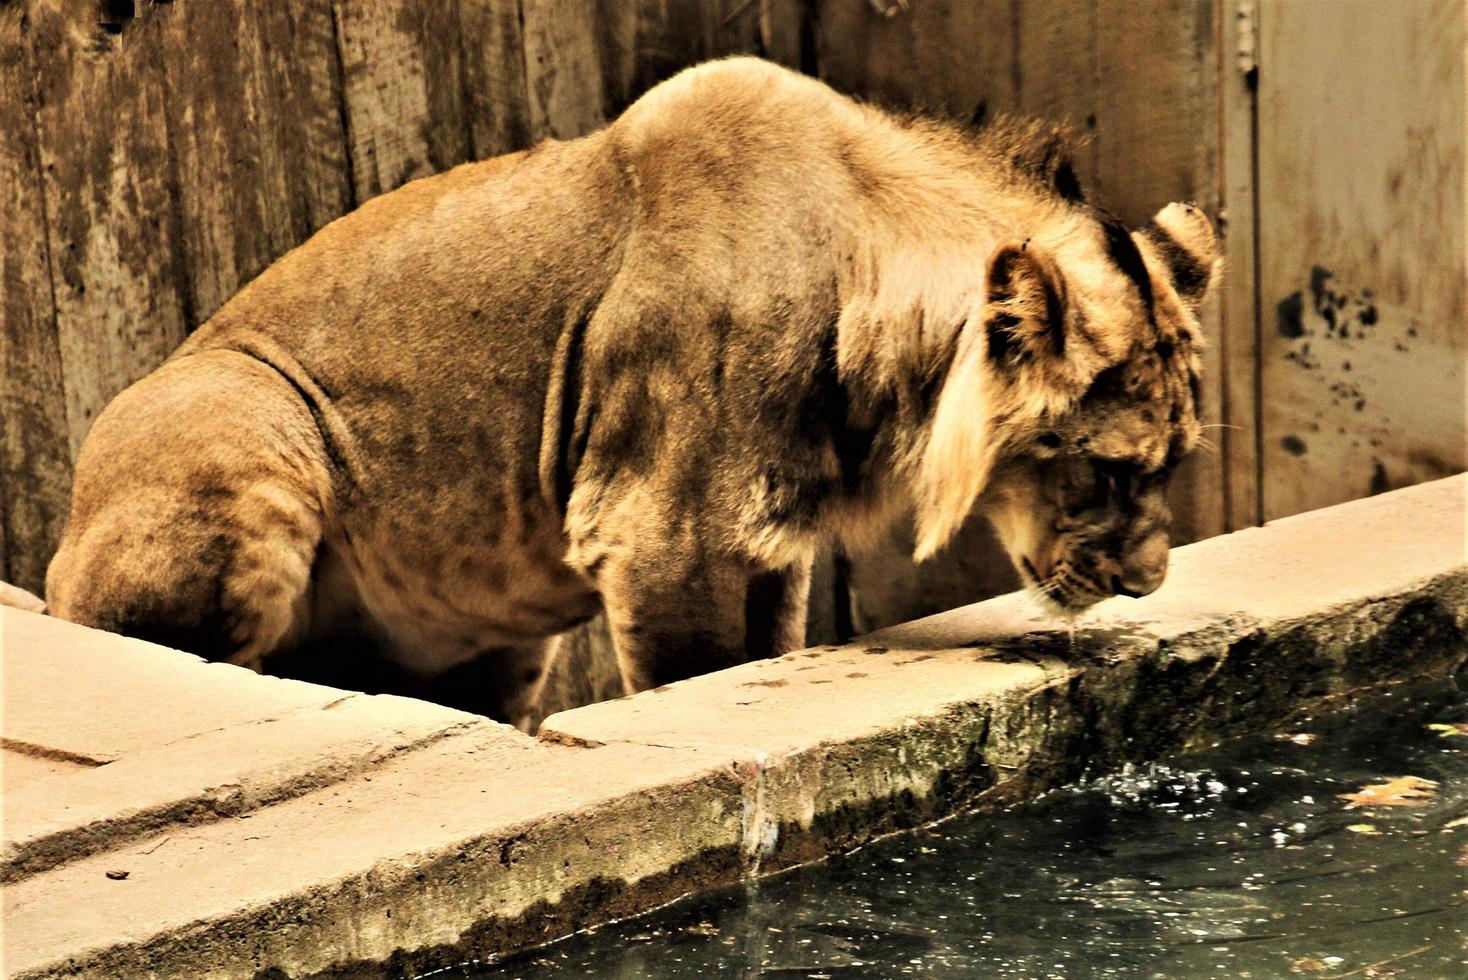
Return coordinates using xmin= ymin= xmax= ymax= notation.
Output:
xmin=1253 ymin=0 xmax=1467 ymax=521
xmin=2 ymin=1 xmax=1463 ymax=637
xmin=803 ymin=0 xmax=1229 ymax=628
xmin=0 ymin=0 xmax=774 ymax=595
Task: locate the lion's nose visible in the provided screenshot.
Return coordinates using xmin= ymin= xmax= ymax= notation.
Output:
xmin=1114 ymin=530 xmax=1169 ymax=598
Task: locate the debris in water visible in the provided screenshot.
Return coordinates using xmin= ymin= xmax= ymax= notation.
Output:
xmin=1288 ymin=954 xmax=1332 ymax=973
xmin=1338 ymin=775 xmax=1439 ymax=809
xmin=1426 ymin=723 xmax=1468 ymax=738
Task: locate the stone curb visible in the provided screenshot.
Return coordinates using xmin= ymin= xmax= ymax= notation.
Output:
xmin=3 ymin=475 xmax=1465 ymax=978
xmin=2 ymin=693 xmax=491 ymax=883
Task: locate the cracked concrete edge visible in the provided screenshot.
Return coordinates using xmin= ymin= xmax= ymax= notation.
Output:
xmin=2 ymin=695 xmax=500 ymax=884
xmin=321 ymin=570 xmax=1466 ymax=976
xmin=6 ymin=739 xmax=754 ymax=980
xmin=545 ymin=568 xmax=1468 ymax=879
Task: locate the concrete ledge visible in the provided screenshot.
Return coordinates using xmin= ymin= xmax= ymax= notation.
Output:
xmin=3 ymin=475 xmax=1465 ymax=978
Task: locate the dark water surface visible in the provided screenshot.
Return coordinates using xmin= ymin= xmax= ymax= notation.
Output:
xmin=462 ymin=682 xmax=1468 ymax=979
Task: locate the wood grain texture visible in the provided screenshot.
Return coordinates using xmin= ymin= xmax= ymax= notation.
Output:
xmin=459 ymin=0 xmax=534 ymax=158
xmin=1114 ymin=0 xmax=1225 ymax=545
xmin=170 ymin=1 xmax=357 ymax=321
xmin=1220 ymin=0 xmax=1260 ymax=530
xmin=250 ymin=3 xmax=354 ymax=245
xmin=599 ymin=0 xmax=765 ymax=116
xmin=1256 ymin=0 xmax=1466 ymax=520
xmin=0 ymin=8 xmax=70 ymax=593
xmin=1014 ymin=0 xmax=1100 ymax=184
xmin=758 ymin=0 xmax=808 ymax=71
xmin=521 ymin=0 xmax=610 ymax=139
xmin=28 ymin=4 xmax=189 ymax=462
xmin=812 ymin=0 xmax=1018 ymax=119
xmin=332 ymin=0 xmax=472 ymax=199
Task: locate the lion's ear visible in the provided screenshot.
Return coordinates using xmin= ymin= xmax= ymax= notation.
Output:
xmin=983 ymin=240 xmax=1066 ymax=371
xmin=1139 ymin=202 xmax=1218 ymax=313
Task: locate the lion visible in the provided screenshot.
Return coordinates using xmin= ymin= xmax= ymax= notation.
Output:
xmin=46 ymin=57 xmax=1217 ymax=728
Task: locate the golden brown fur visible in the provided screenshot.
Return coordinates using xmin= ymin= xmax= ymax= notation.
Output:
xmin=46 ymin=58 xmax=1218 ymax=725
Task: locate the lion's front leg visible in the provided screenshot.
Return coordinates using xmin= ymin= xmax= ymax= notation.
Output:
xmin=597 ymin=540 xmax=749 ymax=693
xmin=594 ymin=538 xmax=814 ymax=694
xmin=743 ymin=555 xmax=814 ymax=659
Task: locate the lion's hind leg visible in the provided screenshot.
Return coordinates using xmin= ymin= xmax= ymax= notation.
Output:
xmin=46 ymin=351 xmax=333 ymax=670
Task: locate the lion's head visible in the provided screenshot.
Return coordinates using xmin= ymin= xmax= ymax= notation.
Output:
xmin=916 ymin=201 xmax=1218 ymax=613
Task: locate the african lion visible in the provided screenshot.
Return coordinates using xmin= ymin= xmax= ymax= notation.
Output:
xmin=47 ymin=58 xmax=1217 ymax=727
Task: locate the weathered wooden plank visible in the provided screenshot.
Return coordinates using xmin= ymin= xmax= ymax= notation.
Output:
xmin=598 ymin=0 xmax=765 ymax=116
xmin=0 ymin=8 xmax=70 ymax=594
xmin=332 ymin=0 xmax=472 ymax=200
xmin=158 ymin=2 xmax=353 ymax=323
xmin=758 ymin=0 xmax=808 ymax=71
xmin=1092 ymin=0 xmax=1225 ymax=544
xmin=459 ymin=0 xmax=534 ymax=158
xmin=1014 ymin=0 xmax=1100 ymax=184
xmin=1219 ymin=0 xmax=1261 ymax=530
xmin=521 ymin=0 xmax=771 ymax=143
xmin=812 ymin=0 xmax=1018 ymax=118
xmin=1256 ymin=0 xmax=1466 ymax=520
xmin=1094 ymin=0 xmax=1204 ymax=224
xmin=520 ymin=0 xmax=609 ymax=139
xmin=29 ymin=4 xmax=189 ymax=461
xmin=252 ymin=2 xmax=355 ymax=241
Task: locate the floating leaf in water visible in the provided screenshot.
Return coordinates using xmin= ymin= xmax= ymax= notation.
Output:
xmin=1338 ymin=776 xmax=1439 ymax=809
xmin=1345 ymin=823 xmax=1380 ymax=834
xmin=1275 ymin=732 xmax=1318 ymax=745
xmin=1426 ymin=722 xmax=1468 ymax=738
xmin=1289 ymin=954 xmax=1331 ymax=973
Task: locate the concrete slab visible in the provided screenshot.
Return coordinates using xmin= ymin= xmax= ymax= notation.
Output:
xmin=1 ymin=750 xmax=91 ymax=793
xmin=2 ymin=474 xmax=1464 ymax=978
xmin=1 ymin=611 xmax=350 ymax=763
xmin=541 ymin=474 xmax=1467 ymax=864
xmin=3 ymin=731 xmax=747 ymax=980
xmin=3 ymin=692 xmax=492 ymax=882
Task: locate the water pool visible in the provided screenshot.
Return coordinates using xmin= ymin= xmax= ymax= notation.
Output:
xmin=465 ymin=681 xmax=1467 ymax=979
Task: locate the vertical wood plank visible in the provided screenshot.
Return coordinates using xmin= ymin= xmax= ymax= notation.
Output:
xmin=0 ymin=8 xmax=71 ymax=594
xmin=161 ymin=2 xmax=353 ymax=323
xmin=1093 ymin=0 xmax=1225 ymax=544
xmin=521 ymin=0 xmax=770 ymax=143
xmin=1014 ymin=0 xmax=1100 ymax=184
xmin=597 ymin=0 xmax=765 ymax=117
xmin=812 ymin=0 xmax=1018 ymax=118
xmin=520 ymin=0 xmax=610 ymax=139
xmin=759 ymin=0 xmax=808 ymax=71
xmin=252 ymin=2 xmax=355 ymax=242
xmin=459 ymin=0 xmax=534 ymax=158
xmin=1256 ymin=0 xmax=1466 ymax=520
xmin=29 ymin=5 xmax=189 ymax=460
xmin=1220 ymin=0 xmax=1261 ymax=530
xmin=332 ymin=0 xmax=472 ymax=200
